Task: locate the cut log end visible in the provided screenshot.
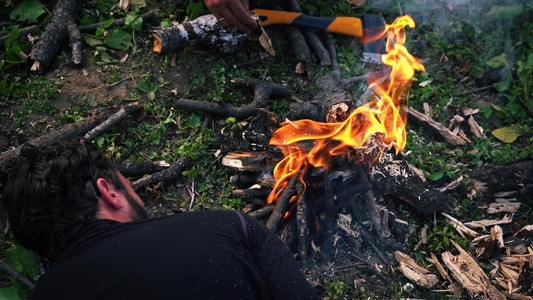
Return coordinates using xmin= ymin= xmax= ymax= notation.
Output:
xmin=152 ymin=33 xmax=163 ymax=53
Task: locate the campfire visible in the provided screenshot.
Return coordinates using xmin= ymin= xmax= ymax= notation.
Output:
xmin=222 ymin=15 xmax=437 ymax=269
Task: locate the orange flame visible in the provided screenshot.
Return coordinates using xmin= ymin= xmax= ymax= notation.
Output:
xmin=267 ymin=15 xmax=425 ymax=205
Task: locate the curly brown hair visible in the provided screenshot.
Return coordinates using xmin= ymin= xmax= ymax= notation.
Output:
xmin=2 ymin=140 xmax=124 ymax=262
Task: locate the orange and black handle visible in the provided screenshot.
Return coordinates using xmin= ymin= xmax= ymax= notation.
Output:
xmin=252 ymin=9 xmax=365 ymax=37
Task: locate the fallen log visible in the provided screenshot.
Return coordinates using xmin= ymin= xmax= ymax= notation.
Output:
xmin=83 ymin=102 xmax=142 ymax=141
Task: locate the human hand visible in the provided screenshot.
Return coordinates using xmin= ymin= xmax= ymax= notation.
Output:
xmin=204 ymin=0 xmax=258 ymax=34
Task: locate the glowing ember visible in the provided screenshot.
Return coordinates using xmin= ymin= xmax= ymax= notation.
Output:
xmin=267 ymin=15 xmax=425 ymax=205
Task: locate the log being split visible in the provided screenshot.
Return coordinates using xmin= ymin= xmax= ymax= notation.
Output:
xmin=151 ymin=14 xmax=249 ymax=55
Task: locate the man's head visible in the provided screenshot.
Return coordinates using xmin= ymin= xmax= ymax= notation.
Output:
xmin=2 ymin=140 xmax=149 ymax=261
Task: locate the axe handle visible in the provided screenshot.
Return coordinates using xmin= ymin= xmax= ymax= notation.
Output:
xmin=252 ymin=9 xmax=363 ymax=37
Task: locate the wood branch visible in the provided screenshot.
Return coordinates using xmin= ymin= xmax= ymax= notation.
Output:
xmin=487 ymin=199 xmax=521 ymax=214
xmin=231 ymin=188 xmax=271 ymax=198
xmin=0 ymin=259 xmax=36 ymax=290
xmin=325 ymin=35 xmax=340 ymax=81
xmin=83 ymin=102 xmax=142 ymax=141
xmin=266 ymin=171 xmax=300 ymax=230
xmin=296 ymin=182 xmax=310 ymax=260
xmin=441 ymin=212 xmax=478 ymax=238
xmin=116 ymin=160 xmax=168 ymax=177
xmin=408 ymin=107 xmax=468 ymax=145
xmin=289 ymin=76 xmax=352 ymax=121
xmin=132 ymin=156 xmax=189 ymax=191
xmin=303 ymin=29 xmax=330 ymax=67
xmin=151 ymin=14 xmax=248 ymax=55
xmin=29 ymin=0 xmax=82 ymax=70
xmin=394 ymin=251 xmax=439 ymax=288
xmin=426 ymin=253 xmax=454 ymax=284
xmin=174 ymin=78 xmax=289 ymax=120
xmin=0 ymin=25 xmax=37 ymax=48
xmin=441 ymin=240 xmax=506 ymax=300
xmin=247 ymin=205 xmax=274 ymax=219
xmin=356 ymin=164 xmax=389 ymax=238
xmin=0 ymin=113 xmax=107 ymax=184
xmin=285 ymin=26 xmax=313 ymax=79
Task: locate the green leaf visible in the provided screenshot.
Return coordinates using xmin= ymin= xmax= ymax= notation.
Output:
xmin=188 ymin=114 xmax=201 ymax=128
xmin=0 ymin=286 xmax=22 ymax=300
xmin=82 ymin=34 xmax=104 ymax=47
xmin=160 ymin=18 xmax=173 ymax=29
xmin=147 ymin=91 xmax=155 ymax=101
xmin=136 ymin=82 xmax=150 ymax=92
xmin=125 ymin=14 xmax=143 ymax=31
xmin=429 ymin=172 xmax=444 ymax=181
xmin=492 ymin=124 xmax=529 ymax=143
xmin=487 ymin=53 xmax=507 ymax=68
xmin=487 ymin=4 xmax=523 ymax=19
xmin=10 ymin=0 xmax=46 ymax=22
xmin=104 ymin=29 xmax=132 ymax=49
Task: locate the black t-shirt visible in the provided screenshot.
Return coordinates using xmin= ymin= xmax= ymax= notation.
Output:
xmin=28 ymin=210 xmax=320 ymax=300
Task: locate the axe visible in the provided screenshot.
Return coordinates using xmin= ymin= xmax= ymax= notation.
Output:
xmin=251 ymin=9 xmax=387 ymax=63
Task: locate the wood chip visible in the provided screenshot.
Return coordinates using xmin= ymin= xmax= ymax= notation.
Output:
xmin=442 ymin=212 xmax=478 ymax=237
xmin=395 ymin=251 xmax=439 ymax=288
xmin=441 ymin=240 xmax=506 ymax=299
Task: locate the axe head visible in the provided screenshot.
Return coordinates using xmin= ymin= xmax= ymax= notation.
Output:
xmin=362 ymin=14 xmax=387 ymax=64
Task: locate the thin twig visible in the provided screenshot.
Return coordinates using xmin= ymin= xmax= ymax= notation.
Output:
xmin=0 ymin=259 xmax=36 ymax=290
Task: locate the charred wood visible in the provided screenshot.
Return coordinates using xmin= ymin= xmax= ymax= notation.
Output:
xmin=266 ymin=171 xmax=300 ymax=230
xmin=467 ymin=157 xmax=533 ymax=196
xmin=248 ymin=205 xmax=274 ymax=219
xmin=370 ymin=159 xmax=457 ymax=215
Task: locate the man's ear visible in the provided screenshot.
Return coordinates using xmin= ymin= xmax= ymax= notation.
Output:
xmin=96 ymin=178 xmax=123 ymax=210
